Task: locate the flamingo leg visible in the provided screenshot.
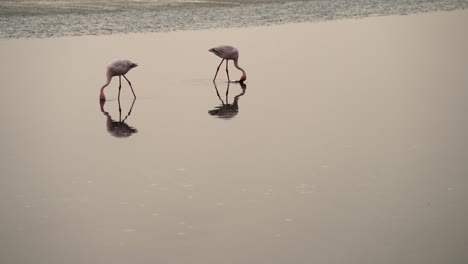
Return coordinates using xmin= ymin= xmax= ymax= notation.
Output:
xmin=123 ymin=75 xmax=136 ymax=98
xmin=118 ymin=76 xmax=122 ymax=99
xmin=213 ymin=59 xmax=224 ymax=82
xmin=118 ymin=76 xmax=122 ymax=113
xmin=225 ymin=60 xmax=230 ymax=82
xmin=118 ymin=93 xmax=122 ymax=117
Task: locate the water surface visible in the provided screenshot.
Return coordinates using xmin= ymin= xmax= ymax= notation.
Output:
xmin=0 ymin=9 xmax=467 ymax=264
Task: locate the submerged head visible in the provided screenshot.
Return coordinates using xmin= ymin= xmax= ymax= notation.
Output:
xmin=100 ymin=91 xmax=106 ymax=101
xmin=240 ymin=73 xmax=246 ymax=82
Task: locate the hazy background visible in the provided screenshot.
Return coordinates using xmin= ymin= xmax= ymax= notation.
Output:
xmin=1 ymin=0 xmax=468 ymax=38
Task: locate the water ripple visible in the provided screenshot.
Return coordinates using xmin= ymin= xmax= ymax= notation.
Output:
xmin=1 ymin=0 xmax=467 ymax=38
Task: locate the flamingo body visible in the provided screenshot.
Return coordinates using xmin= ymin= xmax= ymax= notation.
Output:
xmin=108 ymin=59 xmax=137 ymax=76
xmin=209 ymin=45 xmax=239 ymax=60
xmin=209 ymin=45 xmax=246 ymax=82
xmin=100 ymin=59 xmax=138 ymax=101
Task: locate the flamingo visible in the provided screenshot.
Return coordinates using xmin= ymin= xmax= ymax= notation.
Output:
xmin=209 ymin=45 xmax=247 ymax=83
xmin=100 ymin=59 xmax=138 ymax=101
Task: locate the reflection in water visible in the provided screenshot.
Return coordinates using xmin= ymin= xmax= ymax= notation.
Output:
xmin=99 ymin=98 xmax=138 ymax=138
xmin=209 ymin=82 xmax=247 ymax=119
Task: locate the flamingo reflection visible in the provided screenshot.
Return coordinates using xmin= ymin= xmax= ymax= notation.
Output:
xmin=99 ymin=98 xmax=138 ymax=138
xmin=209 ymin=82 xmax=247 ymax=119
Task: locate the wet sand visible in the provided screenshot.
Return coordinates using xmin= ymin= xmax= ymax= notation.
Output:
xmin=1 ymin=10 xmax=467 ymax=264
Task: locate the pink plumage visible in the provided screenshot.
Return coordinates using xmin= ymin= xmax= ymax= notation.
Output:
xmin=209 ymin=45 xmax=247 ymax=82
xmin=100 ymin=59 xmax=138 ymax=101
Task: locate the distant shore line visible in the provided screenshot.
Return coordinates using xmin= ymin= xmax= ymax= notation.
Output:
xmin=1 ymin=1 xmax=467 ymax=39
xmin=1 ymin=8 xmax=467 ymax=41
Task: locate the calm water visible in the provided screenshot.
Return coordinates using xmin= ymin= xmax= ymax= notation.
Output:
xmin=1 ymin=0 xmax=468 ymax=38
xmin=1 ymin=5 xmax=468 ymax=264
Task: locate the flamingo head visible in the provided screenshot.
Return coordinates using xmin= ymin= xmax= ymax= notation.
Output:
xmin=99 ymin=91 xmax=106 ymax=101
xmin=240 ymin=73 xmax=246 ymax=82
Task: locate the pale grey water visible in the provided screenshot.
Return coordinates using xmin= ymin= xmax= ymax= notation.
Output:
xmin=1 ymin=4 xmax=468 ymax=264
xmin=1 ymin=0 xmax=468 ymax=38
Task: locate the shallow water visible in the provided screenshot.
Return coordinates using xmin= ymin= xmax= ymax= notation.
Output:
xmin=1 ymin=10 xmax=468 ymax=264
xmin=1 ymin=0 xmax=468 ymax=38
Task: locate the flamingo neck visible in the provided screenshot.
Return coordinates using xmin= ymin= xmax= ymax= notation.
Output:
xmin=100 ymin=74 xmax=112 ymax=100
xmin=234 ymin=59 xmax=246 ymax=81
